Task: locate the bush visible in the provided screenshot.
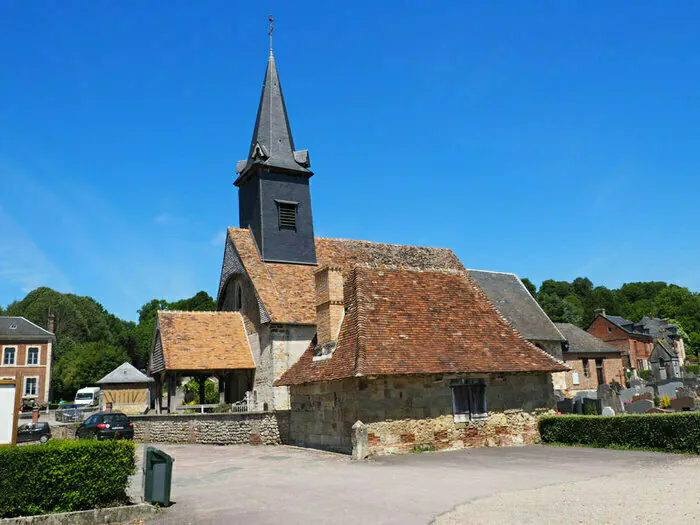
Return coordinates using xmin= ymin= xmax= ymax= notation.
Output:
xmin=638 ymin=370 xmax=653 ymax=381
xmin=684 ymin=364 xmax=700 ymax=375
xmin=539 ymin=413 xmax=700 ymax=453
xmin=0 ymin=440 xmax=135 ymax=518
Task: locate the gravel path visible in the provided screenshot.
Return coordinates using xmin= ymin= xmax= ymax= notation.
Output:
xmin=434 ymin=456 xmax=700 ymax=525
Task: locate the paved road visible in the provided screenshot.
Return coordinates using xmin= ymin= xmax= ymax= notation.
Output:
xmin=129 ymin=444 xmax=697 ymax=524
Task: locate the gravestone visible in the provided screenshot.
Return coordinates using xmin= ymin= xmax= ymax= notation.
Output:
xmin=677 ymin=385 xmax=696 ymax=399
xmin=601 ymin=406 xmax=615 ymax=416
xmin=582 ymin=397 xmax=601 ymax=415
xmin=574 ymin=398 xmax=583 ymax=415
xmin=669 ymin=396 xmax=696 ymax=412
xmin=557 ymin=399 xmax=574 ymax=414
xmin=553 ymin=390 xmax=565 ymax=403
xmin=632 ymin=392 xmax=653 ymax=402
xmin=619 ymin=385 xmax=654 ymax=404
xmin=598 ymin=385 xmax=623 ymax=414
xmin=646 ymin=407 xmax=672 ymax=414
xmin=658 ymin=381 xmax=684 ymax=400
xmin=629 ymin=378 xmax=644 ymax=388
xmin=627 ymin=399 xmax=654 ymax=414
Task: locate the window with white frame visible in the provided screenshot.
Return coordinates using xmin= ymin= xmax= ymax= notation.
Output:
xmin=24 ymin=377 xmax=38 ymax=397
xmin=450 ymin=379 xmax=487 ymax=423
xmin=3 ymin=347 xmax=16 ymax=365
xmin=27 ymin=347 xmax=39 ymax=365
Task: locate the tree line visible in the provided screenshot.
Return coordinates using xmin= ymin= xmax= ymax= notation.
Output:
xmin=1 ymin=277 xmax=698 ymax=399
xmin=521 ymin=278 xmax=700 ymax=356
xmin=0 ymin=287 xmax=214 ymax=400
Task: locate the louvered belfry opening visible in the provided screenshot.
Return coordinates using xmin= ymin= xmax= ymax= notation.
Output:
xmin=277 ymin=201 xmax=297 ymax=231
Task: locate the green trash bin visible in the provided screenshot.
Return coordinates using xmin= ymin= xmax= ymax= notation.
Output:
xmin=144 ymin=447 xmax=174 ymax=505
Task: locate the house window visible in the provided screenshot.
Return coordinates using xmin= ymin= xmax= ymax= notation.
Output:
xmin=659 ymin=358 xmax=665 ymax=368
xmin=24 ymin=377 xmax=38 ymax=397
xmin=636 ymin=359 xmax=645 ymax=371
xmin=450 ymin=379 xmax=487 ymax=423
xmin=27 ymin=347 xmax=39 ymax=365
xmin=595 ymin=359 xmax=605 ymax=385
xmin=582 ymin=359 xmax=590 ymax=377
xmin=3 ymin=347 xmax=16 ymax=365
xmin=277 ymin=201 xmax=297 ymax=231
xmin=607 ymin=326 xmax=613 ymax=334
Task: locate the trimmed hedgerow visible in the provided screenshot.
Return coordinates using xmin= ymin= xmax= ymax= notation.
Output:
xmin=539 ymin=413 xmax=700 ymax=453
xmin=0 ymin=439 xmax=136 ymax=518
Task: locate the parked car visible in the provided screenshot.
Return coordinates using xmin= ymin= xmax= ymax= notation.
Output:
xmin=76 ymin=412 xmax=134 ymax=440
xmin=16 ymin=422 xmax=51 ymax=444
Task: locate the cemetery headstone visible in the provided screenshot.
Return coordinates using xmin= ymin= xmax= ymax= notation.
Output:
xmin=601 ymin=406 xmax=615 ymax=416
xmin=627 ymin=398 xmax=654 ymax=414
xmin=658 ymin=381 xmax=683 ymax=400
xmin=582 ymin=397 xmax=601 ymax=415
xmin=574 ymin=398 xmax=583 ymax=415
xmin=632 ymin=392 xmax=653 ymax=402
xmin=557 ymin=399 xmax=573 ymax=414
xmin=669 ymin=396 xmax=696 ymax=412
xmin=598 ymin=385 xmax=623 ymax=414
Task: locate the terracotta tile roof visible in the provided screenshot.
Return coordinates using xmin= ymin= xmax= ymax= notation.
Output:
xmin=157 ymin=311 xmax=255 ymax=371
xmin=276 ymin=267 xmax=567 ymax=385
xmin=226 ymin=227 xmax=464 ymax=325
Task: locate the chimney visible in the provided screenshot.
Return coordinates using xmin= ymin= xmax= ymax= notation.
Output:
xmin=594 ymin=308 xmax=606 ymax=317
xmin=314 ymin=266 xmax=344 ymax=346
xmin=47 ymin=312 xmax=55 ymax=334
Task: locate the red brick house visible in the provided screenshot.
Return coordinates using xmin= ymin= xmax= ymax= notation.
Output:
xmin=0 ymin=316 xmax=55 ymax=404
xmin=587 ymin=312 xmax=654 ymax=371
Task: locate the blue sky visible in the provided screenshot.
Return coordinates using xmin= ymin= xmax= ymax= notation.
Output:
xmin=1 ymin=1 xmax=699 ymax=321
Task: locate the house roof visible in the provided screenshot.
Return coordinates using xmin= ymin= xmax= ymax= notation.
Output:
xmin=467 ymin=270 xmax=565 ymax=343
xmin=220 ymin=227 xmax=465 ymax=325
xmin=650 ymin=339 xmax=678 ymax=362
xmin=97 ymin=362 xmax=154 ymax=384
xmin=156 ymin=311 xmax=255 ymax=371
xmin=554 ymin=323 xmax=621 ymax=355
xmin=0 ymin=316 xmax=55 ymax=341
xmin=276 ymin=267 xmax=567 ymax=386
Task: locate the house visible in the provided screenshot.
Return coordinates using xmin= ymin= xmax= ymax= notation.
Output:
xmin=149 ymin=311 xmax=255 ymax=412
xmin=96 ymin=362 xmax=155 ymax=414
xmin=466 ymin=270 xmax=568 ymax=390
xmin=274 ymin=266 xmax=566 ymax=455
xmin=0 ymin=316 xmax=55 ymax=404
xmin=553 ymin=323 xmax=625 ymax=394
xmin=649 ymin=339 xmax=681 ymax=382
xmin=587 ymin=310 xmax=685 ymax=371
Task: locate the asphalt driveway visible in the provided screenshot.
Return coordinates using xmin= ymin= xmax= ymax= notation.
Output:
xmin=129 ymin=444 xmax=698 ymax=524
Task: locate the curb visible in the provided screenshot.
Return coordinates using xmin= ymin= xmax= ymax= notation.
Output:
xmin=1 ymin=503 xmax=160 ymax=525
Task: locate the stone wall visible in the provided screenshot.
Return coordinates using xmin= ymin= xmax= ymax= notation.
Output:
xmin=289 ymin=373 xmax=555 ymax=455
xmin=131 ymin=411 xmax=289 ymax=445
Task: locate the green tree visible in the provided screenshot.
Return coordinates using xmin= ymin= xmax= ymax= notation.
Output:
xmin=521 ymin=278 xmax=537 ymax=297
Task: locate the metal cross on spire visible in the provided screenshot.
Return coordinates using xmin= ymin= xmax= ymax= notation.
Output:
xmin=268 ymin=14 xmax=275 ymax=54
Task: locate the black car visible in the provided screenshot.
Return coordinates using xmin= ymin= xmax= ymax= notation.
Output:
xmin=76 ymin=412 xmax=134 ymax=440
xmin=17 ymin=422 xmax=51 ymax=444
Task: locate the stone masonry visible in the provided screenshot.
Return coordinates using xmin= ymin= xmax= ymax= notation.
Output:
xmin=131 ymin=411 xmax=289 ymax=445
xmin=289 ymin=374 xmax=554 ymax=455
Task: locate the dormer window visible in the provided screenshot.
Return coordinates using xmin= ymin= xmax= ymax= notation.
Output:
xmin=276 ymin=200 xmax=297 ymax=231
xmin=9 ymin=323 xmax=17 ymax=330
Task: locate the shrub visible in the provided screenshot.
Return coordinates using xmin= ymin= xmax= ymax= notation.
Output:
xmin=539 ymin=413 xmax=700 ymax=453
xmin=684 ymin=364 xmax=700 ymax=375
xmin=0 ymin=439 xmax=135 ymax=518
xmin=638 ymin=370 xmax=653 ymax=381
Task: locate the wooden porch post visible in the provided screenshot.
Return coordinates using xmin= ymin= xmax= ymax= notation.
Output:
xmin=199 ymin=374 xmax=206 ymax=405
xmin=219 ymin=374 xmax=226 ymax=404
xmin=167 ymin=373 xmax=175 ymax=414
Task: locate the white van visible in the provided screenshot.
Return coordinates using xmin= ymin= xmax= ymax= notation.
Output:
xmin=74 ymin=387 xmax=101 ymax=407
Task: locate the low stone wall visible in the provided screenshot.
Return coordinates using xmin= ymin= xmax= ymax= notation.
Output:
xmin=365 ymin=409 xmax=550 ymax=455
xmin=131 ymin=411 xmax=289 ymax=445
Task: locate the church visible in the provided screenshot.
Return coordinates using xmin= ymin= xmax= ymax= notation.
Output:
xmin=150 ymin=45 xmax=567 ymax=455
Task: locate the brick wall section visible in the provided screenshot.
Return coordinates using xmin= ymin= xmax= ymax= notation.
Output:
xmin=130 ymin=411 xmax=289 ymax=445
xmin=0 ymin=341 xmax=51 ymax=403
xmin=563 ymin=356 xmax=625 ymax=393
xmin=314 ymin=266 xmax=344 ymax=345
xmin=288 ymin=374 xmax=554 ymax=455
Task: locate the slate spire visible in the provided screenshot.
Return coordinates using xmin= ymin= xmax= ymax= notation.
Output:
xmin=235 ymin=50 xmax=311 ymax=184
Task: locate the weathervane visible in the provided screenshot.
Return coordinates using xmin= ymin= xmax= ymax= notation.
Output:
xmin=268 ymin=14 xmax=275 ymax=53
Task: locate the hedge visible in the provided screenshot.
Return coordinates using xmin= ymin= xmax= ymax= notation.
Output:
xmin=539 ymin=412 xmax=700 ymax=453
xmin=0 ymin=440 xmax=136 ymax=518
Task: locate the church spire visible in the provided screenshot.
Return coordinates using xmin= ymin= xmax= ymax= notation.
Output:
xmin=235 ymin=24 xmax=311 ymax=186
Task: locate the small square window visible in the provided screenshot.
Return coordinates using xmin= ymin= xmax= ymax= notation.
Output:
xmin=451 ymin=379 xmax=487 ymax=422
xmin=24 ymin=377 xmax=38 ymax=397
xmin=3 ymin=347 xmax=15 ymax=365
xmin=27 ymin=347 xmax=39 ymax=365
xmin=277 ymin=202 xmax=297 ymax=231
